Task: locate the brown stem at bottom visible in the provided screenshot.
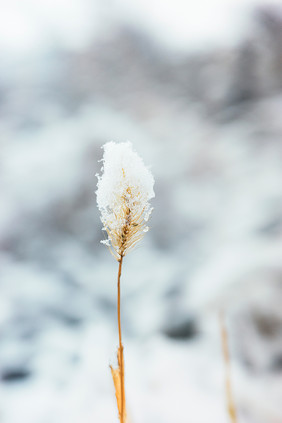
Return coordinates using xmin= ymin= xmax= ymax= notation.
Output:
xmin=219 ymin=311 xmax=237 ymax=423
xmin=117 ymin=255 xmax=125 ymax=423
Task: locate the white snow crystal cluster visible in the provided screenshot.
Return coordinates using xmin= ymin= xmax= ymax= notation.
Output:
xmin=96 ymin=141 xmax=155 ymax=257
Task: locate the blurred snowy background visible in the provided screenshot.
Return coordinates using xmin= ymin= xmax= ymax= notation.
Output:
xmin=1 ymin=0 xmax=282 ymax=422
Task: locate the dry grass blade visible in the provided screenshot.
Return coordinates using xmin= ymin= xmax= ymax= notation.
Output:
xmin=110 ymin=346 xmax=127 ymax=423
xmin=219 ymin=311 xmax=238 ymax=423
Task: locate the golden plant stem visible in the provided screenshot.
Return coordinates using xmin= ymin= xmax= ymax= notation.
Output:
xmin=117 ymin=255 xmax=125 ymax=423
xmin=219 ymin=311 xmax=238 ymax=423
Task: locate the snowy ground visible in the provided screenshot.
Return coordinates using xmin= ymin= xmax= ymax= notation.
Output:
xmin=1 ymin=1 xmax=282 ymax=422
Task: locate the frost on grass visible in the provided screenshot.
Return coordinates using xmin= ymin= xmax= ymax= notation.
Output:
xmin=96 ymin=141 xmax=155 ymax=259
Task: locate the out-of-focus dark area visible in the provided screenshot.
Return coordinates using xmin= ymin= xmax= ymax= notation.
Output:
xmin=1 ymin=1 xmax=282 ymax=422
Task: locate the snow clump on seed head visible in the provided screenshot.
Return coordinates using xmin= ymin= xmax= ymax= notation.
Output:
xmin=96 ymin=141 xmax=155 ymax=259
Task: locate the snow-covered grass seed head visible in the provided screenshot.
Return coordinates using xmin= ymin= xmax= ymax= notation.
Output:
xmin=96 ymin=142 xmax=155 ymax=260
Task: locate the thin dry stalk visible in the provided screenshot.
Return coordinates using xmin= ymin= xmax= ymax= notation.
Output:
xmin=219 ymin=311 xmax=238 ymax=423
xmin=110 ymin=255 xmax=126 ymax=423
xmin=108 ymin=191 xmax=143 ymax=423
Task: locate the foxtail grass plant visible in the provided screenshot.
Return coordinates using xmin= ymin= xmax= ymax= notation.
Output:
xmin=219 ymin=311 xmax=238 ymax=423
xmin=96 ymin=142 xmax=155 ymax=423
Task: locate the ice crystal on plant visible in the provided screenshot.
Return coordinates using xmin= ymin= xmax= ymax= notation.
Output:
xmin=96 ymin=141 xmax=155 ymax=259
